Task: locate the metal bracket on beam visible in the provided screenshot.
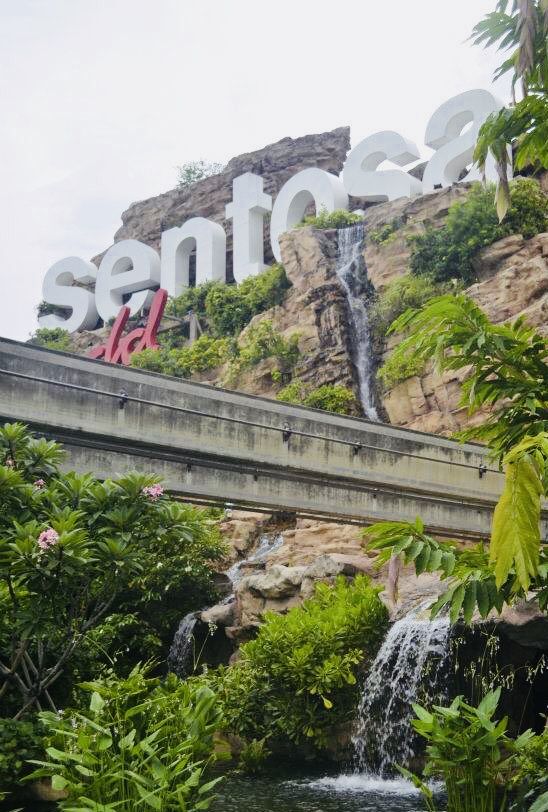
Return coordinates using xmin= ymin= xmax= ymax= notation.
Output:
xmin=478 ymin=464 xmax=487 ymax=479
xmin=352 ymin=443 xmax=363 ymax=457
xmin=282 ymin=423 xmax=292 ymax=443
xmin=118 ymin=390 xmax=128 ymax=410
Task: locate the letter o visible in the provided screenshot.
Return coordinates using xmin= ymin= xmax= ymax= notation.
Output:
xmin=269 ymin=168 xmax=349 ymax=262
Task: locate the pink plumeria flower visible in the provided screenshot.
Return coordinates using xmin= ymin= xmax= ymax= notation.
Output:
xmin=34 ymin=479 xmax=46 ymax=490
xmin=5 ymin=457 xmax=14 ymax=468
xmin=142 ymin=484 xmax=164 ymax=501
xmin=37 ymin=528 xmax=59 ymax=551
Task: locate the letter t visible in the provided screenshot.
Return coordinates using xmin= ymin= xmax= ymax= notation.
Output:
xmin=226 ymin=173 xmax=272 ymax=283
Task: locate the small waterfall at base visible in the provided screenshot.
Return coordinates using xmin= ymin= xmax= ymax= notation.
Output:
xmin=352 ymin=606 xmax=451 ymax=777
xmin=167 ymin=611 xmax=200 ymax=678
xmin=335 ymin=224 xmax=378 ymax=421
xmin=225 ymin=531 xmax=285 ymax=588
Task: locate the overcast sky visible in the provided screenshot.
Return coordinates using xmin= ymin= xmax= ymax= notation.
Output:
xmin=0 ymin=0 xmax=511 ymax=341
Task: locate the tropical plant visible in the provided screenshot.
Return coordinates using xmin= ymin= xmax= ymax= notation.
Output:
xmin=0 ymin=716 xmax=45 ymax=792
xmin=209 ymin=576 xmax=388 ymax=748
xmin=369 ymin=274 xmax=459 ymax=344
xmin=401 ymin=688 xmax=534 ymax=812
xmin=165 ymin=266 xmax=290 ymax=340
xmin=471 ymin=1 xmax=548 ymax=217
xmin=0 ymin=423 xmax=224 ymax=717
xmin=226 ymin=320 xmax=300 ymax=384
xmin=29 ymin=327 xmax=74 ymax=352
xmin=27 ymin=664 xmax=223 ymax=811
xmin=408 ymin=180 xmax=548 ymax=284
xmin=130 ymin=334 xmax=232 ymax=378
xmin=276 ymin=380 xmax=357 ymax=414
xmin=294 ymin=208 xmax=362 ymax=229
xmin=510 ymin=725 xmax=548 ymax=811
xmin=368 ymin=217 xmax=406 ymax=246
xmin=176 ymin=160 xmax=224 ymax=190
xmin=370 ymin=294 xmax=548 ymax=619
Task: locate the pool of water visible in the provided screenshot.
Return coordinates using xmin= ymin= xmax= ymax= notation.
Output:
xmin=212 ymin=773 xmax=441 ymax=812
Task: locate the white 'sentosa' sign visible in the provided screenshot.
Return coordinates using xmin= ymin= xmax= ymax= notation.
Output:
xmin=39 ymin=89 xmax=510 ymax=334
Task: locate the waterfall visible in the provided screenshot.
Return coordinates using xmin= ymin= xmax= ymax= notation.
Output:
xmin=353 ymin=607 xmax=451 ymax=777
xmin=225 ymin=531 xmax=285 ymax=587
xmin=335 ymin=224 xmax=379 ymax=421
xmin=167 ymin=611 xmax=200 ymax=678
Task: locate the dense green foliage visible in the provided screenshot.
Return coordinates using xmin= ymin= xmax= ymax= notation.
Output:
xmin=472 ymin=1 xmax=548 ymax=217
xmin=0 ymin=423 xmax=225 ymax=718
xmin=29 ymin=327 xmax=74 ymax=352
xmin=130 ymin=335 xmax=233 ymax=378
xmin=409 ymin=180 xmax=548 ymax=284
xmin=176 ymin=160 xmax=224 ymax=190
xmin=369 ymin=295 xmax=548 ymax=621
xmin=369 ymin=274 xmax=460 ymax=343
xmin=165 ymin=265 xmax=290 ymax=339
xmin=28 ymin=665 xmax=222 ymax=811
xmin=511 ymin=727 xmax=548 ymax=811
xmin=401 ymin=688 xmax=534 ymax=812
xmin=209 ymin=576 xmax=388 ymax=748
xmin=0 ymin=717 xmax=45 ymax=793
xmin=276 ymin=380 xmax=357 ymax=415
xmin=368 ymin=218 xmax=405 ymax=246
xmin=376 ymin=352 xmax=426 ymax=391
xmin=294 ymin=208 xmax=362 ymax=229
xmin=226 ymin=320 xmax=300 ymax=384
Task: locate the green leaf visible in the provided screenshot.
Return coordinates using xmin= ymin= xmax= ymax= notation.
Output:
xmin=450 ymin=584 xmax=466 ymax=625
xmin=529 ymin=790 xmax=548 ymax=812
xmin=462 ymin=581 xmax=477 ymax=625
xmin=490 ymin=452 xmax=542 ymax=590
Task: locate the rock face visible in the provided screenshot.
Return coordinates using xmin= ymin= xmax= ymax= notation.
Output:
xmin=93 ymin=127 xmax=351 ymax=275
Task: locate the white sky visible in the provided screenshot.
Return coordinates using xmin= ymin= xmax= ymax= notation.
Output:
xmin=0 ymin=0 xmax=511 ymax=341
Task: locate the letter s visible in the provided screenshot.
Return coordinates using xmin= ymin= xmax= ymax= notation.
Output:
xmin=342 ymin=131 xmax=422 ymax=202
xmin=422 ymin=89 xmax=509 ymax=192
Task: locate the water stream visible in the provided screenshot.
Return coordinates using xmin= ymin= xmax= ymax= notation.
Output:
xmin=335 ymin=224 xmax=379 ymax=421
xmin=352 ymin=607 xmax=451 ymax=776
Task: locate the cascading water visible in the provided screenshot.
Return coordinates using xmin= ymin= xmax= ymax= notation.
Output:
xmin=352 ymin=606 xmax=451 ymax=777
xmin=225 ymin=531 xmax=285 ymax=587
xmin=168 ymin=532 xmax=285 ymax=675
xmin=335 ymin=224 xmax=378 ymax=421
xmin=168 ymin=611 xmax=200 ymax=678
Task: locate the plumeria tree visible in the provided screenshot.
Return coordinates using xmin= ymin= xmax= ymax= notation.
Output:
xmin=0 ymin=423 xmax=224 ymax=719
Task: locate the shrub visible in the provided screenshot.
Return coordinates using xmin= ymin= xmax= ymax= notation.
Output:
xmin=369 ymin=274 xmax=460 ymax=343
xmin=211 ymin=576 xmax=388 ymax=748
xmin=29 ymin=327 xmax=73 ymax=352
xmin=166 ymin=266 xmax=291 ymax=339
xmin=410 ymin=179 xmax=548 ymax=284
xmin=29 ymin=665 xmax=223 ymax=811
xmin=0 ymin=718 xmax=45 ymax=794
xmin=377 ymin=350 xmax=425 ymax=391
xmin=130 ymin=334 xmax=232 ymax=378
xmin=402 ymin=689 xmax=534 ymax=812
xmin=295 ymin=208 xmax=362 ymax=229
xmin=177 ymin=160 xmax=224 ymax=190
xmin=368 ymin=217 xmax=405 ymax=246
xmin=227 ymin=320 xmax=300 ymax=383
xmin=511 ymin=728 xmax=548 ymax=811
xmin=0 ymin=423 xmax=224 ymax=717
xmin=276 ymin=380 xmax=357 ymax=415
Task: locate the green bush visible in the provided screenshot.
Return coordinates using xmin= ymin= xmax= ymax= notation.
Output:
xmin=29 ymin=665 xmax=223 ymax=811
xmin=295 ymin=208 xmax=362 ymax=229
xmin=177 ymin=159 xmax=224 ymax=189
xmin=226 ymin=320 xmax=300 ymax=384
xmin=410 ymin=179 xmax=548 ymax=284
xmin=0 ymin=717 xmax=45 ymax=794
xmin=368 ymin=218 xmax=405 ymax=246
xmin=369 ymin=274 xmax=460 ymax=343
xmin=511 ymin=728 xmax=548 ymax=811
xmin=211 ymin=576 xmax=388 ymax=749
xmin=377 ymin=350 xmax=425 ymax=391
xmin=29 ymin=327 xmax=73 ymax=352
xmin=130 ymin=334 xmax=232 ymax=378
xmin=276 ymin=380 xmax=357 ymax=415
xmin=166 ymin=266 xmax=291 ymax=340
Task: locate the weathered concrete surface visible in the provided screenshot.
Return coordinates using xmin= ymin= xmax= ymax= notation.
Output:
xmin=3 ymin=338 xmax=544 ymax=540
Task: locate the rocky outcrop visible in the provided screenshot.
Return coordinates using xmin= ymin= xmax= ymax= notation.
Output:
xmin=93 ymin=127 xmax=351 ymax=275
